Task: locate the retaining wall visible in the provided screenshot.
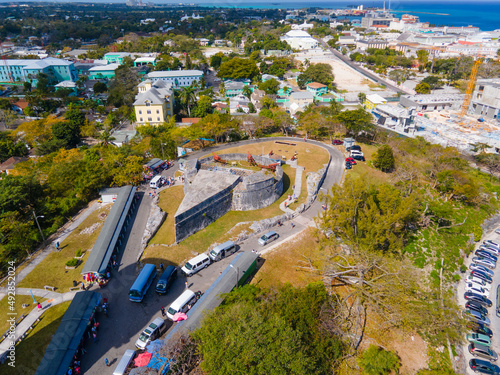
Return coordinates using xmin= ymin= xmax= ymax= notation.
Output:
xmin=232 ymin=166 xmax=283 ymax=211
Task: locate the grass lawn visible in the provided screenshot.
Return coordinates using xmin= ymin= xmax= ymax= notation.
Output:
xmin=150 ymin=185 xmax=185 ymax=246
xmin=142 ymin=165 xmax=296 ymax=268
xmin=205 ymin=140 xmax=330 ymax=174
xmin=252 ymin=228 xmax=326 ymax=288
xmin=0 ymin=295 xmax=47 ymax=335
xmin=347 ymin=143 xmax=389 ymax=185
xmin=2 ymin=301 xmax=71 ymax=375
xmin=17 ymin=204 xmax=112 ymax=291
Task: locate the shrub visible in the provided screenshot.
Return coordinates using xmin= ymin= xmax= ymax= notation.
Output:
xmin=357 ymin=345 xmax=401 ymax=375
xmin=372 ymin=145 xmax=395 ymax=172
xmin=75 ymin=248 xmax=82 ymax=257
xmin=66 ymin=258 xmax=79 ymax=267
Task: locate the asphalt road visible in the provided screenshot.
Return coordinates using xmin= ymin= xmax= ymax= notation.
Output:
xmin=81 ymin=138 xmax=344 ymax=374
xmin=314 ymin=38 xmax=406 ymax=95
xmin=459 ymin=227 xmax=500 ymax=374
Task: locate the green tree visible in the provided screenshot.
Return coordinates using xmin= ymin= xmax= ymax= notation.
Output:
xmin=210 ymin=53 xmax=223 ymax=69
xmin=336 ymin=109 xmax=373 ymax=136
xmin=93 ymin=81 xmax=107 ymax=94
xmin=179 ymin=86 xmax=197 ymax=117
xmin=52 ymin=121 xmax=80 ymax=148
xmin=415 ymin=82 xmax=431 ymax=94
xmin=417 ymin=49 xmax=429 ymax=67
xmin=258 ymin=78 xmax=280 ymax=95
xmin=192 ymin=95 xmax=213 ymax=118
xmin=373 ymin=145 xmax=395 ymax=172
xmin=217 ymin=57 xmax=260 ymax=80
xmin=297 ymin=63 xmax=334 ymax=88
xmin=242 ymin=85 xmax=252 ymax=99
xmin=358 ymin=92 xmax=367 ymax=104
xmin=421 ymin=75 xmax=443 ymax=90
xmin=357 ymin=345 xmax=401 ymax=375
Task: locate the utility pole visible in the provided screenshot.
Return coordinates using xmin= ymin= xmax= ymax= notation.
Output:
xmin=33 ymin=211 xmax=45 ymax=242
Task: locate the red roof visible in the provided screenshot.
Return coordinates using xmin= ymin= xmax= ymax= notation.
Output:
xmin=13 ymin=99 xmax=29 ymax=110
xmin=0 ymin=156 xmax=28 ymax=171
xmin=307 ymin=82 xmax=327 ymax=89
xmin=458 ymin=40 xmax=477 ymax=45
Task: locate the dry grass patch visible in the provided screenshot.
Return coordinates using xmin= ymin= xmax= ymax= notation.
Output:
xmin=0 ymin=295 xmax=47 ymax=335
xmin=143 ymin=166 xmax=296 ymax=268
xmin=204 ymin=140 xmax=330 ymax=173
xmin=347 ymin=143 xmax=389 ymax=185
xmin=2 ymin=301 xmax=71 ymax=375
xmin=150 ymin=185 xmax=185 ymax=246
xmin=252 ymin=228 xmax=327 ymax=288
xmin=17 ymin=205 xmax=112 ymax=291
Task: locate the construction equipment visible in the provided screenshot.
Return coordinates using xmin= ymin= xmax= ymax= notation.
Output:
xmin=212 ymin=152 xmax=227 ymax=164
xmin=459 ymin=57 xmax=482 ymax=118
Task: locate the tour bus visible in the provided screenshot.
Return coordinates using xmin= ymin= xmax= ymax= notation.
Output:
xmin=129 ymin=263 xmax=157 ymax=302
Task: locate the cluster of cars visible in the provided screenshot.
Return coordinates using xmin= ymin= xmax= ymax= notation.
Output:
xmin=345 ymin=145 xmax=365 ymax=169
xmin=464 ymin=238 xmax=500 ymax=373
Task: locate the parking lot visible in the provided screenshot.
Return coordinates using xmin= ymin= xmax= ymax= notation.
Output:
xmin=459 ymin=227 xmax=500 ymax=374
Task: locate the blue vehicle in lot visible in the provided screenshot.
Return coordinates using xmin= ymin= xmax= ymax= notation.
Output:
xmin=475 ymin=250 xmax=498 ymax=263
xmin=469 ymin=358 xmax=499 ymax=374
xmin=471 ymin=270 xmax=493 ymax=284
xmin=129 ymin=264 xmax=157 ymax=302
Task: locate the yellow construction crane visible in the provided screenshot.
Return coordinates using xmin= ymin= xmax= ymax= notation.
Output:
xmin=459 ymin=57 xmax=482 ymax=118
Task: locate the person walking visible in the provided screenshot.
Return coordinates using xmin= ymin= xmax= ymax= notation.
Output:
xmin=161 ymin=306 xmax=166 ymax=317
xmin=185 ymin=281 xmax=188 ymax=289
xmin=104 ymin=358 xmax=109 ymax=367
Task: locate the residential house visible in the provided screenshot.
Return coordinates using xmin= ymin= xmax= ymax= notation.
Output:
xmin=147 ymin=70 xmax=203 ymax=88
xmin=364 ymin=94 xmax=387 ymax=110
xmin=212 ymin=102 xmax=228 ymax=114
xmin=262 ymin=74 xmax=279 ymax=82
xmin=225 ymin=81 xmax=246 ymax=97
xmin=306 ymin=82 xmax=328 ymax=97
xmin=197 ymin=38 xmax=210 ymax=46
xmin=133 ymin=79 xmax=174 ymax=126
xmin=0 ymin=156 xmax=28 ymax=175
xmin=285 ymin=91 xmax=314 ymax=114
xmin=55 ymin=80 xmax=77 ymax=95
xmin=103 ymin=52 xmax=132 ymax=65
xmin=134 ymin=57 xmax=157 ymax=67
xmin=89 ymin=64 xmax=120 ymax=80
xmin=229 ymin=94 xmax=250 ymax=114
xmin=250 ymin=89 xmax=265 ymax=112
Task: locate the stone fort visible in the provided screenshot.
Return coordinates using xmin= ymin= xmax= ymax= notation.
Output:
xmin=174 ymin=153 xmax=284 ymax=243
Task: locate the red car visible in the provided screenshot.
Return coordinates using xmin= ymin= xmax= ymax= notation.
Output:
xmin=346 ymin=157 xmax=356 ymax=165
xmin=332 ymin=139 xmax=343 ymax=145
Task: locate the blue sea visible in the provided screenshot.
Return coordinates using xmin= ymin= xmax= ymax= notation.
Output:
xmin=5 ymin=0 xmax=500 ymax=31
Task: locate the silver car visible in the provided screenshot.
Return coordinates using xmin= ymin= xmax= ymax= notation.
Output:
xmin=471 ymin=257 xmax=496 ymax=270
xmin=469 ymin=343 xmax=498 ymax=362
xmin=258 ymin=231 xmax=279 ymax=246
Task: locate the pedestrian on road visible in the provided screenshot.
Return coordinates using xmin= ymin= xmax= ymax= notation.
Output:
xmin=37 ymin=302 xmax=42 ymax=311
xmin=291 ymin=222 xmax=295 ymax=229
xmin=161 ymin=307 xmax=166 ymax=317
xmin=93 ymin=332 xmax=98 ymax=342
xmin=104 ymin=358 xmax=109 ymax=366
xmin=185 ymin=281 xmax=188 ymax=289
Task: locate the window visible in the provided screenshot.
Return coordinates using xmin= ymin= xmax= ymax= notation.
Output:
xmin=146 ymin=102 xmax=151 ymax=107
xmin=156 ymin=109 xmax=160 ymax=114
xmin=140 ymin=117 xmax=143 ymax=122
xmin=157 ymin=117 xmax=160 ymax=121
xmin=139 ymin=110 xmax=142 ymax=114
xmin=148 ymin=117 xmax=152 ymax=122
xmin=147 ymin=110 xmax=151 ymax=114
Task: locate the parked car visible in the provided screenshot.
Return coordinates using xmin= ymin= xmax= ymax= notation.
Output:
xmin=464 ymin=292 xmax=493 ymax=307
xmin=346 ymin=157 xmax=357 ymax=165
xmin=350 ymin=145 xmax=362 ymax=152
xmin=475 ymin=250 xmax=498 ymax=263
xmin=467 ymin=333 xmax=492 ymax=347
xmin=466 ymin=283 xmax=490 ymax=298
xmin=496 ymin=285 xmax=500 ymax=318
xmin=466 ymin=309 xmax=491 ymax=326
xmin=495 ymin=228 xmax=500 ymax=235
xmin=472 ymin=257 xmax=496 ymax=270
xmin=469 ymin=343 xmax=498 ymax=362
xmin=135 ymin=318 xmax=165 ymax=350
xmin=332 ymin=139 xmax=343 ymax=145
xmin=258 ymin=231 xmax=279 ymax=246
xmin=350 ymin=150 xmax=364 ymax=157
xmin=471 ymin=271 xmax=493 ymax=285
xmin=484 ymin=240 xmax=500 ymax=249
xmin=351 ymin=154 xmax=366 ymax=161
xmin=467 ymin=275 xmax=492 ymax=288
xmin=470 ymin=264 xmax=495 ymax=277
xmin=479 ymin=246 xmax=500 ymax=256
xmin=155 ymin=266 xmax=177 ymax=295
xmin=469 ymin=358 xmax=498 ymax=374
xmin=468 ymin=321 xmax=493 ymax=337
xmin=345 ymin=161 xmax=352 ymax=170
xmin=466 ymin=301 xmax=489 ymax=316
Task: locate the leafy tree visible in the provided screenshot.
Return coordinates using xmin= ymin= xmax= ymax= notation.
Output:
xmin=258 ymin=78 xmax=280 ymax=95
xmin=417 ymin=49 xmax=429 ymax=66
xmin=52 ymin=121 xmax=81 ymax=148
xmin=35 ymin=73 xmax=51 ymax=96
xmin=93 ymin=81 xmax=107 ymax=94
xmin=217 ymin=57 xmax=260 ymax=80
xmin=336 ymin=109 xmax=373 ymax=136
xmin=179 ymin=86 xmax=197 ymax=117
xmin=358 ymin=92 xmax=366 ymax=104
xmin=357 ymin=345 xmax=401 ymax=375
xmin=373 ymin=145 xmax=395 ymax=172
xmin=297 ymin=63 xmax=334 ymax=88
xmin=210 ymin=53 xmax=223 ymax=69
xmin=192 ymin=283 xmax=344 ymax=375
xmin=415 ymin=82 xmax=431 ymax=94
xmin=242 ymin=85 xmax=252 ymax=99
xmin=421 ymin=75 xmax=443 ymax=90
xmin=192 ymin=95 xmax=213 ymax=118
xmin=107 ymin=65 xmax=140 ymax=107
xmin=0 ymin=98 xmax=11 ymax=111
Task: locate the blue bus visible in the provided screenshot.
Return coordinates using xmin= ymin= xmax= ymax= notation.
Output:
xmin=129 ymin=264 xmax=157 ymax=302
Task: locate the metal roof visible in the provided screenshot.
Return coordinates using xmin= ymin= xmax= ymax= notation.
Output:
xmin=81 ymin=186 xmax=136 ymax=275
xmin=35 ymin=291 xmax=101 ymax=375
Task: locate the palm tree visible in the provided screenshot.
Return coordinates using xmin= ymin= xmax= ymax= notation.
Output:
xmin=242 ymin=85 xmax=252 ymax=99
xmin=99 ymin=126 xmax=116 ymax=147
xmin=180 ymin=86 xmax=197 ymax=117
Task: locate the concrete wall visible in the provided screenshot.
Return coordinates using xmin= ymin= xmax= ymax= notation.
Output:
xmin=199 ymin=153 xmax=279 ymax=167
xmin=232 ymin=166 xmax=283 ymax=211
xmin=175 ymin=179 xmax=240 ymax=243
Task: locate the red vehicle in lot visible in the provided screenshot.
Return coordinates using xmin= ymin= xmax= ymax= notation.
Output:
xmin=346 ymin=157 xmax=356 ymax=165
xmin=332 ymin=139 xmax=343 ymax=145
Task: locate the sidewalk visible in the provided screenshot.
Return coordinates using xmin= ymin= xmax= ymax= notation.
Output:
xmin=279 ymin=162 xmax=305 ymax=214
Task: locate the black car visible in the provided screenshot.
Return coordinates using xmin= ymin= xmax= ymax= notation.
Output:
xmin=352 ymin=154 xmax=365 ymax=162
xmin=332 ymin=139 xmax=343 ymax=145
xmin=347 ymin=145 xmax=362 ymax=152
xmin=469 ymin=358 xmax=499 ymax=374
xmin=471 ymin=270 xmax=493 ymax=284
xmin=345 ymin=161 xmax=352 ymax=170
xmin=464 ymin=291 xmax=493 ymax=307
xmin=476 ymin=250 xmax=498 ymax=262
xmin=155 ymin=265 xmax=177 ymax=294
xmin=468 ymin=322 xmax=494 ymax=337
xmin=467 ymin=301 xmax=489 ymax=316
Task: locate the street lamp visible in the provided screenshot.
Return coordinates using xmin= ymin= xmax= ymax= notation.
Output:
xmin=32 ymin=211 xmax=45 ymax=242
xmin=230 ymin=264 xmax=239 ymax=288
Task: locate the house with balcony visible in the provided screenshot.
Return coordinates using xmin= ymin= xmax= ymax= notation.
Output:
xmin=133 ymin=79 xmax=174 ymax=126
xmin=306 ymin=82 xmax=328 ymax=97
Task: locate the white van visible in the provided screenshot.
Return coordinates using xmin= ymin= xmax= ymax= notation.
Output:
xmin=166 ymin=289 xmax=197 ymax=320
xmin=113 ymin=349 xmax=136 ymax=375
xmin=135 ymin=317 xmax=165 ymax=350
xmin=181 ymin=253 xmax=211 ymax=276
xmin=149 ymin=175 xmax=164 ymax=189
xmin=209 ymin=241 xmax=236 ymax=262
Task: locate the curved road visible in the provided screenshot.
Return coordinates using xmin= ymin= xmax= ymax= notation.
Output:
xmin=315 ymin=37 xmax=408 ymax=95
xmin=81 ymin=137 xmax=345 ymax=374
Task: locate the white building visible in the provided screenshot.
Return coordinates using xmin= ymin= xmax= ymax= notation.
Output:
xmin=146 ymin=70 xmax=204 ymax=88
xmin=291 ymin=21 xmax=314 ymax=30
xmin=280 ymin=30 xmax=318 ymax=50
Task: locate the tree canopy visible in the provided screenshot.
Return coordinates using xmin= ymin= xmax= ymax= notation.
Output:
xmin=297 ymin=63 xmax=334 ymax=88
xmin=217 ymin=57 xmax=260 ymax=80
